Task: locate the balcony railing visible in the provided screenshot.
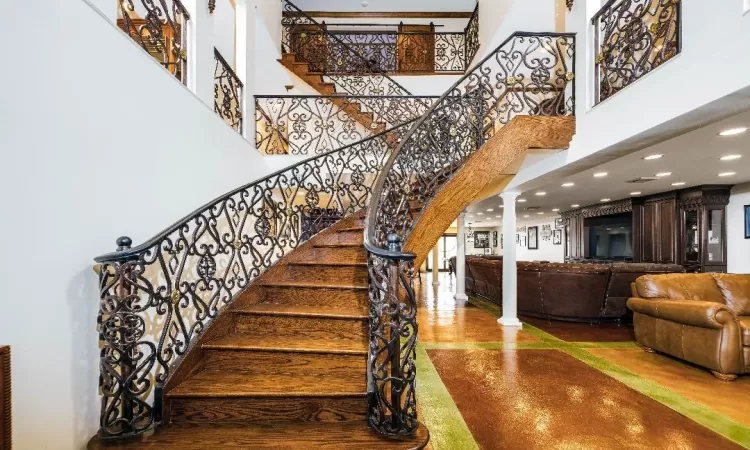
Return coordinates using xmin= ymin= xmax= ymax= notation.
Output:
xmin=213 ymin=49 xmax=244 ymax=133
xmin=592 ymin=0 xmax=681 ymax=104
xmin=282 ymin=2 xmax=479 ymax=75
xmin=255 ymin=95 xmax=437 ymax=155
xmin=117 ymin=0 xmax=190 ymax=82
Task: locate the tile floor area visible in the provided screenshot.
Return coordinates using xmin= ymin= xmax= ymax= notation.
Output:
xmin=415 ymin=273 xmax=750 ymax=450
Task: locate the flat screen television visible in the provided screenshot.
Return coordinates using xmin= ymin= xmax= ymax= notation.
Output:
xmin=584 ymin=213 xmax=633 ymax=260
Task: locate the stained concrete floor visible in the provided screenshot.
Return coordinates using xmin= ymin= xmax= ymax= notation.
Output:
xmin=415 ymin=273 xmax=750 ymax=450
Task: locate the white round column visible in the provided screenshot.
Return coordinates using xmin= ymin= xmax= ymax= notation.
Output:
xmin=499 ymin=191 xmax=522 ymax=328
xmin=454 ymin=211 xmax=468 ymax=301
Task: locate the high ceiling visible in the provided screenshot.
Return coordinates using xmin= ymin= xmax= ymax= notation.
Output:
xmin=466 ymin=108 xmax=750 ymax=228
xmin=291 ymin=0 xmax=477 ymax=13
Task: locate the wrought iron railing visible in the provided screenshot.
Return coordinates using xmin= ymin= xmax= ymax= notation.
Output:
xmin=364 ymin=31 xmax=576 ymax=435
xmin=92 ymin=121 xmax=415 ymax=439
xmin=214 ymin=49 xmax=244 ymax=133
xmin=117 ymin=0 xmax=190 ymax=82
xmin=281 ymin=0 xmax=412 ymax=97
xmin=592 ymin=0 xmax=681 ymax=104
xmin=255 ymin=95 xmax=437 ymax=155
xmin=283 ymin=3 xmax=480 ymax=75
xmin=464 ymin=4 xmax=480 ymax=67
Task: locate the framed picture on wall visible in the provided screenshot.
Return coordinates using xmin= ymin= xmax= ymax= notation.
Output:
xmin=555 ymin=218 xmax=564 ymax=229
xmin=519 ymin=236 xmax=527 ymax=247
xmin=528 ymin=226 xmax=539 ymax=250
xmin=492 ymin=231 xmax=498 ymax=247
xmin=474 ymin=231 xmax=490 ymax=248
xmin=553 ymin=229 xmax=562 ymax=245
xmin=501 ymin=233 xmax=503 ymax=249
xmin=745 ymin=205 xmax=750 ymax=239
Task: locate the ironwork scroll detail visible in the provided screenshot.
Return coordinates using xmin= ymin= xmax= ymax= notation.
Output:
xmin=214 ymin=49 xmax=244 ymax=133
xmin=117 ymin=0 xmax=190 ymax=82
xmin=364 ymin=32 xmax=575 ymax=435
xmin=94 ymin=122 xmax=412 ymax=439
xmin=255 ymin=95 xmax=436 ymax=155
xmin=593 ymin=0 xmax=680 ymax=103
xmin=464 ymin=4 xmax=480 ymax=67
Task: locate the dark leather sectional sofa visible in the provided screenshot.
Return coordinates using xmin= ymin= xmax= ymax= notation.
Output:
xmin=464 ymin=256 xmax=685 ymax=322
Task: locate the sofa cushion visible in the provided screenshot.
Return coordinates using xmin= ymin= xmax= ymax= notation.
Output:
xmin=634 ymin=273 xmax=725 ymax=304
xmin=740 ymin=317 xmax=750 ymax=347
xmin=711 ymin=274 xmax=750 ymax=316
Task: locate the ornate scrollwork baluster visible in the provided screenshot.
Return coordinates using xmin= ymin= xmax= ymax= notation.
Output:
xmin=214 ymin=48 xmax=244 ymax=133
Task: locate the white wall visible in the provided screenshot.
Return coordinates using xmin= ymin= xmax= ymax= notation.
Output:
xmin=213 ymin=0 xmax=237 ymax=62
xmin=476 ymin=0 xmax=555 ymax=63
xmin=492 ymin=216 xmax=565 ymax=262
xmin=509 ymin=1 xmax=750 ymax=192
xmin=0 ymin=2 xmax=279 ymax=449
xmin=466 ymin=226 xmax=500 ymax=255
xmin=727 ymin=183 xmax=750 ymax=274
xmin=292 ymin=0 xmax=477 ymax=12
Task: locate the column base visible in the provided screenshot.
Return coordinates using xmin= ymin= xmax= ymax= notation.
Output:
xmin=498 ymin=317 xmax=523 ymax=328
xmin=453 ymin=293 xmax=468 ymax=301
xmin=432 ymin=281 xmax=440 ymax=287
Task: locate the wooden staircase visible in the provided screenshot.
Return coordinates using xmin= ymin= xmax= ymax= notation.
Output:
xmin=90 ymin=210 xmax=429 ymax=449
xmin=280 ymin=53 xmax=388 ymax=135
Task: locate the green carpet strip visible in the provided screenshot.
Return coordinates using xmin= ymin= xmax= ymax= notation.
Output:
xmin=416 ymin=344 xmax=479 ymax=450
xmin=466 ymin=294 xmax=750 ymax=449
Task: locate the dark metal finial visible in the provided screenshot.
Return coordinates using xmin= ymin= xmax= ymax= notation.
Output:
xmin=116 ymin=236 xmax=132 ymax=251
xmin=387 ymin=233 xmax=402 ymax=252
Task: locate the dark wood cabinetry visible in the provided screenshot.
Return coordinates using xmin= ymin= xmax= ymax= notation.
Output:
xmin=0 ymin=346 xmax=9 ymax=450
xmin=562 ymin=185 xmax=731 ymax=272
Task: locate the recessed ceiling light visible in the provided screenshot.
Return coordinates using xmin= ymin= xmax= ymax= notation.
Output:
xmin=561 ymin=182 xmax=575 ymax=187
xmin=719 ymin=172 xmax=736 ymax=177
xmin=486 ymin=208 xmax=494 ymax=212
xmin=643 ymin=154 xmax=664 ymax=160
xmin=601 ymin=198 xmax=611 ymax=202
xmin=655 ymin=172 xmax=672 ymax=177
xmin=552 ymin=208 xmax=560 ymax=212
xmin=477 ymin=212 xmax=484 ymax=215
xmin=718 ymin=127 xmax=748 ymax=136
xmin=593 ymin=172 xmax=608 ymax=178
xmin=523 ymin=214 xmax=530 ymax=218
xmin=517 ymin=198 xmax=527 ymax=203
xmin=535 ymin=191 xmax=546 ymax=196
xmin=630 ymin=191 xmax=641 ymax=195
xmin=499 ymin=205 xmax=504 ymax=208
xmin=671 ymin=182 xmax=686 ymax=186
xmin=720 ymin=154 xmax=742 ymax=161
xmin=537 ymin=212 xmax=545 ymax=215
xmin=495 ymin=215 xmax=501 ymax=218
xmin=571 ymin=204 xmax=579 ymax=208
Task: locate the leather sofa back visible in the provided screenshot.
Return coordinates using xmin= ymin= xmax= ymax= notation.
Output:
xmin=604 ymin=263 xmax=685 ymax=318
xmin=634 ymin=273 xmax=750 ymax=316
xmin=535 ymin=263 xmax=610 ymax=319
xmin=634 ymin=273 xmax=726 ymax=303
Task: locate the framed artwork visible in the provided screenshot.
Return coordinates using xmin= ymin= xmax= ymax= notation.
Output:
xmin=555 ymin=218 xmax=564 ymax=229
xmin=528 ymin=226 xmax=539 ymax=250
xmin=541 ymin=224 xmax=552 ymax=241
xmin=492 ymin=231 xmax=498 ymax=247
xmin=516 ymin=233 xmax=520 ymax=243
xmin=501 ymin=233 xmax=503 ymax=249
xmin=553 ymin=229 xmax=562 ymax=245
xmin=519 ymin=236 xmax=527 ymax=247
xmin=745 ymin=205 xmax=750 ymax=239
xmin=474 ymin=231 xmax=490 ymax=248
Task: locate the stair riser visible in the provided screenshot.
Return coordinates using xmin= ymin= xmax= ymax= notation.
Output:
xmin=262 ymin=286 xmax=369 ymax=309
xmin=290 ymin=247 xmax=368 ymax=265
xmin=323 ymin=231 xmax=364 ymax=246
xmin=283 ymin=265 xmax=368 ymax=285
xmin=203 ymin=349 xmax=366 ymax=377
xmin=235 ymin=315 xmax=368 ymax=344
xmin=168 ymin=396 xmax=367 ymax=424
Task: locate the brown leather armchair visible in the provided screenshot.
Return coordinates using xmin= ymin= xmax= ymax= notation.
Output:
xmin=627 ymin=273 xmax=750 ymax=381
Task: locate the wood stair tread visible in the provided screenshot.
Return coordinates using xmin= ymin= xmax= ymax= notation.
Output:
xmin=260 ymin=280 xmax=368 ymax=290
xmin=203 ymin=333 xmax=367 ymax=355
xmin=88 ymin=421 xmax=430 ymax=449
xmin=338 ymin=226 xmax=365 ymax=232
xmin=232 ymin=303 xmax=367 ymax=319
xmin=168 ymin=371 xmax=366 ymax=398
xmin=313 ymin=242 xmax=363 ymax=248
xmin=288 ymin=257 xmax=367 ymax=266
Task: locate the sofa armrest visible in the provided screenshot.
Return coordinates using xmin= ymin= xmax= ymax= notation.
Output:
xmin=627 ymin=298 xmax=736 ymax=330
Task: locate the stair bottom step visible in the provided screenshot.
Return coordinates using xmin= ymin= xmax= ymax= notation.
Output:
xmin=88 ymin=421 xmax=430 ymax=449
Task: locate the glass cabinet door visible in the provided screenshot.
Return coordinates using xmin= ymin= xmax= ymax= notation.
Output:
xmin=683 ymin=210 xmax=699 ymax=263
xmin=706 ymin=209 xmax=724 ymax=263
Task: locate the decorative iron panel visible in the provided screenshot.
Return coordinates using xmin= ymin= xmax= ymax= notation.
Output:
xmin=214 ymin=49 xmax=244 ymax=133
xmin=117 ymin=0 xmax=190 ymax=82
xmin=464 ymin=4 xmax=480 ymax=67
xmin=592 ymin=0 xmax=681 ymax=103
xmin=93 ymin=122 xmax=413 ymax=439
xmin=364 ymin=32 xmax=575 ymax=435
xmin=255 ymin=95 xmax=436 ymax=155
